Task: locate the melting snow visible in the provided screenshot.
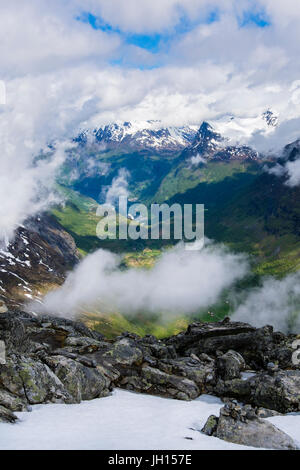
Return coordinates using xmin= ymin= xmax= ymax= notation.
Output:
xmin=0 ymin=389 xmax=299 ymax=450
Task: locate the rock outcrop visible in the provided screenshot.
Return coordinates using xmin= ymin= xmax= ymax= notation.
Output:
xmin=0 ymin=310 xmax=299 ymax=449
xmin=0 ymin=214 xmax=79 ymax=308
xmin=202 ymin=401 xmax=298 ymax=450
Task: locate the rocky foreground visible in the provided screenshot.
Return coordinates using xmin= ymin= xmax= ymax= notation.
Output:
xmin=0 ymin=309 xmax=300 ymax=449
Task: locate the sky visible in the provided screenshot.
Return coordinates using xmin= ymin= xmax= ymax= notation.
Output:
xmin=1 ymin=0 xmax=300 ymax=238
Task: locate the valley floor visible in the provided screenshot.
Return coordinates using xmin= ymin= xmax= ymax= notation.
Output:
xmin=0 ymin=389 xmax=299 ymax=450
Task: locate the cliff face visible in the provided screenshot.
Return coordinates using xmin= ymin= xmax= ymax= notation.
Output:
xmin=0 ymin=214 xmax=79 ymax=307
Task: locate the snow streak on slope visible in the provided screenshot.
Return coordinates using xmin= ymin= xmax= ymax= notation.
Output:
xmin=79 ymin=120 xmax=198 ymax=152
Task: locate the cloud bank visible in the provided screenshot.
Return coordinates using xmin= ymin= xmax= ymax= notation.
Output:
xmin=33 ymin=243 xmax=248 ymax=318
xmin=2 ymin=0 xmax=300 ymax=240
xmin=232 ymin=273 xmax=300 ymax=333
xmin=104 ymin=169 xmax=130 ymax=206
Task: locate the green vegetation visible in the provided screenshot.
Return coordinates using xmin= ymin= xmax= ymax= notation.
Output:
xmin=83 ymin=312 xmax=189 ymax=340
xmin=155 ymin=160 xmax=258 ymax=203
xmin=52 ymin=186 xmax=102 ymax=255
xmin=50 ymin=153 xmax=300 ymax=338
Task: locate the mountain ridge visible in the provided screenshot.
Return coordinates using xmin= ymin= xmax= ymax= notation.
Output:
xmin=75 ymin=120 xmax=198 ymax=153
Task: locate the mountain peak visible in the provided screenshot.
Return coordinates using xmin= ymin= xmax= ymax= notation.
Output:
xmin=77 ymin=121 xmax=198 ymax=153
xmin=184 ymin=121 xmax=258 ymax=162
xmin=262 ymin=109 xmax=279 ymax=127
xmin=191 ymin=121 xmax=223 ymax=152
xmin=199 ymin=121 xmax=213 ymax=133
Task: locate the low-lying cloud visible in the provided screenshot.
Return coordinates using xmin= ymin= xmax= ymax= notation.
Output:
xmin=103 ymin=168 xmax=130 ymax=206
xmin=232 ymin=273 xmax=300 ymax=333
xmin=33 ymin=242 xmax=248 ymax=318
xmin=190 ymin=154 xmax=207 ymax=166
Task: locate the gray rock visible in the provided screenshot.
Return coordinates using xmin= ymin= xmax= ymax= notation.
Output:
xmin=141 ymin=365 xmax=199 ymax=400
xmin=156 ymin=357 xmax=214 ymax=392
xmin=103 ymin=338 xmax=143 ymax=366
xmin=0 ymin=301 xmax=8 ymax=314
xmin=0 ymin=357 xmax=26 ymax=398
xmin=45 ymin=355 xmax=111 ymax=402
xmin=0 ymin=405 xmax=18 ymax=423
xmin=256 ymin=408 xmax=282 ymax=419
xmin=202 ymin=402 xmax=298 ymax=450
xmin=216 ymin=350 xmax=246 ymax=380
xmin=18 ymin=356 xmax=75 ymax=405
xmin=201 ymin=415 xmax=218 ymax=436
xmin=250 ymin=370 xmax=300 ymax=413
xmin=0 ymin=388 xmax=29 ymax=412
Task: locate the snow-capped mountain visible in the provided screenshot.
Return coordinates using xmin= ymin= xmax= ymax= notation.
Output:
xmin=190 ymin=122 xmax=224 ymax=154
xmin=183 ymin=122 xmax=258 ymax=162
xmin=76 ymin=121 xmax=198 ymax=152
xmin=262 ymin=109 xmax=279 ymax=128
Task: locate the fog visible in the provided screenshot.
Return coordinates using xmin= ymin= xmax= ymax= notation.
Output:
xmin=104 ymin=169 xmax=130 ymax=206
xmin=232 ymin=273 xmax=300 ymax=333
xmin=33 ymin=242 xmax=248 ymax=319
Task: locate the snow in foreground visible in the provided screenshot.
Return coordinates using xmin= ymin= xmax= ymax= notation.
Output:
xmin=0 ymin=389 xmax=299 ymax=450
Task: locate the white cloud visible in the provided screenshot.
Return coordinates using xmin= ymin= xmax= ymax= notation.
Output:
xmin=190 ymin=154 xmax=207 ymax=165
xmin=284 ymin=159 xmax=300 ymax=187
xmin=0 ymin=67 xmax=106 ymax=241
xmin=0 ymin=2 xmax=120 ymax=77
xmin=32 ymin=242 xmax=248 ymax=317
xmin=232 ymin=273 xmax=300 ymax=333
xmin=104 ymin=168 xmax=130 ymax=206
xmin=2 ymin=0 xmax=300 ymax=240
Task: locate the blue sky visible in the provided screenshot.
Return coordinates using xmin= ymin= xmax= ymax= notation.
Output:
xmin=77 ymin=5 xmax=270 ymax=58
xmin=2 ymin=0 xmax=300 ymax=239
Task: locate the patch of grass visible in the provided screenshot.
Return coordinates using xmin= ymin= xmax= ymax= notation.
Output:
xmin=82 ymin=311 xmax=189 ymax=340
xmin=155 ymin=161 xmax=258 ymax=203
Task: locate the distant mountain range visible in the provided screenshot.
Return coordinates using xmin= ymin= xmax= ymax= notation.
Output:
xmin=73 ymin=115 xmax=280 ymax=165
xmin=1 ymin=112 xmax=299 ymax=310
xmin=59 ymin=115 xmax=288 ymax=208
xmin=75 ymin=120 xmax=198 ymax=152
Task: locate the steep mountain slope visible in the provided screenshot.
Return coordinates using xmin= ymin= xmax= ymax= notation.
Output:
xmin=54 ymin=121 xmax=300 ymax=280
xmin=62 ymin=121 xmax=198 ymax=203
xmin=166 ymin=138 xmax=300 ymax=276
xmin=0 ymin=214 xmax=79 ymax=307
xmin=63 ymin=121 xmax=263 ymax=206
xmin=154 ymin=122 xmax=261 ymax=204
xmin=181 ymin=122 xmax=258 ymax=162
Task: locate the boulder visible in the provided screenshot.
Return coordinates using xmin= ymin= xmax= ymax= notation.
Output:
xmin=202 ymin=402 xmax=298 ymax=450
xmin=17 ymin=356 xmax=75 ymax=405
xmin=0 ymin=405 xmax=18 ymax=423
xmin=45 ymin=355 xmax=111 ymax=402
xmin=0 ymin=388 xmax=29 ymax=412
xmin=156 ymin=357 xmax=214 ymax=392
xmin=201 ymin=414 xmax=218 ymax=436
xmin=167 ymin=320 xmax=298 ymax=371
xmin=211 ymin=369 xmax=300 ymax=413
xmin=250 ymin=370 xmax=300 ymax=413
xmin=103 ymin=338 xmax=143 ymax=367
xmin=216 ymin=350 xmax=246 ymax=380
xmin=0 ymin=357 xmax=26 ymax=398
xmin=141 ymin=365 xmax=199 ymax=400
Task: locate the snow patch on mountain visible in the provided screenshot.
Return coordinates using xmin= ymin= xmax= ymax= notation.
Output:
xmin=77 ymin=121 xmax=198 ymax=152
xmin=209 ymin=110 xmax=279 ymax=147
